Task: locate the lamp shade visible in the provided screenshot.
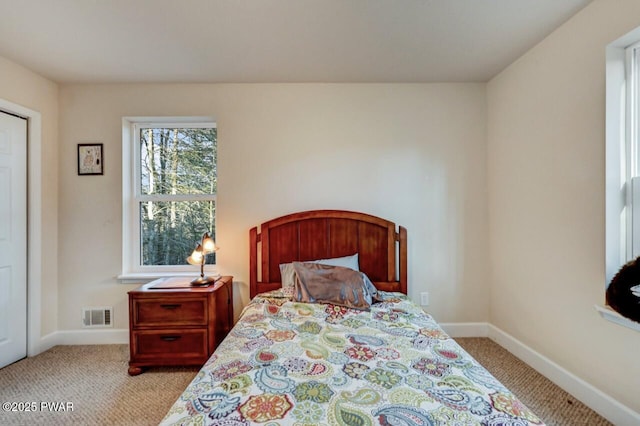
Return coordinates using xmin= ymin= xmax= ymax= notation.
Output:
xmin=187 ymin=244 xmax=204 ymax=265
xmin=202 ymin=233 xmax=217 ymax=253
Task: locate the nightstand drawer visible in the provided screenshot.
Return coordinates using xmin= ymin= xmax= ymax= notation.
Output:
xmin=132 ymin=298 xmax=207 ymax=327
xmin=131 ymin=329 xmax=208 ymax=359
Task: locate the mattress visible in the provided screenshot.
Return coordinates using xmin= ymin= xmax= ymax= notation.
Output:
xmin=161 ymin=290 xmax=543 ymax=425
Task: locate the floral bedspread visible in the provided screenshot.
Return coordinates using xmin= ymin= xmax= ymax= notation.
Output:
xmin=161 ymin=291 xmax=543 ymax=425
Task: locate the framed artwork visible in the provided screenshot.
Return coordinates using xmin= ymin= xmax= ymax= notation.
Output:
xmin=77 ymin=143 xmax=103 ymax=175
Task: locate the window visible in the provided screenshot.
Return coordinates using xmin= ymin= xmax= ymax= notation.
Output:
xmin=625 ymin=42 xmax=640 ymax=261
xmin=121 ymin=117 xmax=217 ymax=278
xmin=606 ymin=34 xmax=638 ymax=283
xmin=603 ymin=28 xmax=640 ymax=331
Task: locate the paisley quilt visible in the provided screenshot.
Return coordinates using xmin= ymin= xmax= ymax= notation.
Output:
xmin=161 ymin=291 xmax=544 ymax=425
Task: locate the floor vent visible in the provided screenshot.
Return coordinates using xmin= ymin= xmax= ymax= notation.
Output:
xmin=82 ymin=307 xmax=113 ymax=328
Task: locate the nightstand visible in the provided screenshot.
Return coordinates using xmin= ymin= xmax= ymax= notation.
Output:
xmin=127 ymin=275 xmax=233 ymax=376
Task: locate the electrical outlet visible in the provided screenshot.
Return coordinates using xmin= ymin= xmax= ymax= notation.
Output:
xmin=420 ymin=292 xmax=429 ymax=306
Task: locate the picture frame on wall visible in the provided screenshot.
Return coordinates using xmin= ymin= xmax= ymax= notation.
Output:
xmin=77 ymin=143 xmax=103 ymax=175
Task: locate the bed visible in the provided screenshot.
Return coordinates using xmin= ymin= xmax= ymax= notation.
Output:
xmin=161 ymin=210 xmax=543 ymax=425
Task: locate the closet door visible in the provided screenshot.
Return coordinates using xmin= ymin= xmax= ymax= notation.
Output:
xmin=0 ymin=111 xmax=27 ymax=368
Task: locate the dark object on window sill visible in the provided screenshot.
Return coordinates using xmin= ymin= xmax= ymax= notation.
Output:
xmin=606 ymin=258 xmax=640 ymax=323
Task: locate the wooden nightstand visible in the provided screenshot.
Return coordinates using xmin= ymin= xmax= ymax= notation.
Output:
xmin=127 ymin=275 xmax=233 ymax=376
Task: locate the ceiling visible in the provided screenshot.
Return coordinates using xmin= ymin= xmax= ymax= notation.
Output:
xmin=0 ymin=0 xmax=592 ymax=84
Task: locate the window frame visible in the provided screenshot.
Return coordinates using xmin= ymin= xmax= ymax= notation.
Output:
xmin=627 ymin=41 xmax=640 ymax=260
xmin=120 ymin=116 xmax=218 ymax=281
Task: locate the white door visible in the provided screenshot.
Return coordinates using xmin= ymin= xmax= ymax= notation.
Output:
xmin=0 ymin=111 xmax=27 ymax=368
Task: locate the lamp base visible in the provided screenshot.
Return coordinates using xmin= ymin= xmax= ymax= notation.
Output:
xmin=190 ymin=275 xmax=217 ymax=286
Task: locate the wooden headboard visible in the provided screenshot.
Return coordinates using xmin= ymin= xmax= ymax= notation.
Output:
xmin=249 ymin=210 xmax=407 ymax=298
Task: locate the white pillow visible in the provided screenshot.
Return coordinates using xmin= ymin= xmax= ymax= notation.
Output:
xmin=313 ymin=253 xmax=359 ymax=270
xmin=279 ymin=253 xmax=359 ymax=289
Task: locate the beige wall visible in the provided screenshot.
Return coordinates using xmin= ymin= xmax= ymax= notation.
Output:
xmin=487 ymin=0 xmax=640 ymax=412
xmin=57 ymin=83 xmax=489 ymax=330
xmin=0 ymin=56 xmax=59 ymax=337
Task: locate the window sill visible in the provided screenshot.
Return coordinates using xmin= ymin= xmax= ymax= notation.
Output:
xmin=594 ymin=304 xmax=640 ymax=332
xmin=117 ymin=271 xmax=218 ymax=285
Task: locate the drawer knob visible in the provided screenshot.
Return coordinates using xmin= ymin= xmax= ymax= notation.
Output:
xmin=160 ymin=335 xmax=182 ymax=342
xmin=159 ymin=303 xmax=181 ymax=310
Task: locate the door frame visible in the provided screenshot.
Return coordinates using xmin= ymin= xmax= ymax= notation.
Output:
xmin=0 ymin=98 xmax=42 ymax=357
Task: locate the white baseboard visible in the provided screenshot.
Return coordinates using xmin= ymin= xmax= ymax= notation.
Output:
xmin=32 ymin=331 xmax=60 ymax=356
xmin=440 ymin=322 xmax=489 ymax=337
xmin=487 ymin=324 xmax=640 ymax=426
xmin=38 ymin=329 xmax=129 ymax=347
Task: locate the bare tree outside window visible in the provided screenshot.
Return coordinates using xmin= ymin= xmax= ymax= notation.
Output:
xmin=138 ymin=127 xmax=217 ymax=266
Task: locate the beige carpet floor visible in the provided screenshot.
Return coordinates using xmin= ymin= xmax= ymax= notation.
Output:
xmin=0 ymin=339 xmax=611 ymax=425
xmin=0 ymin=345 xmax=198 ymax=425
xmin=457 ymin=338 xmax=611 ymax=426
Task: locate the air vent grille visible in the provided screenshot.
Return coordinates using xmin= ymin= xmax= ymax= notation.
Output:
xmin=82 ymin=307 xmax=113 ymax=328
